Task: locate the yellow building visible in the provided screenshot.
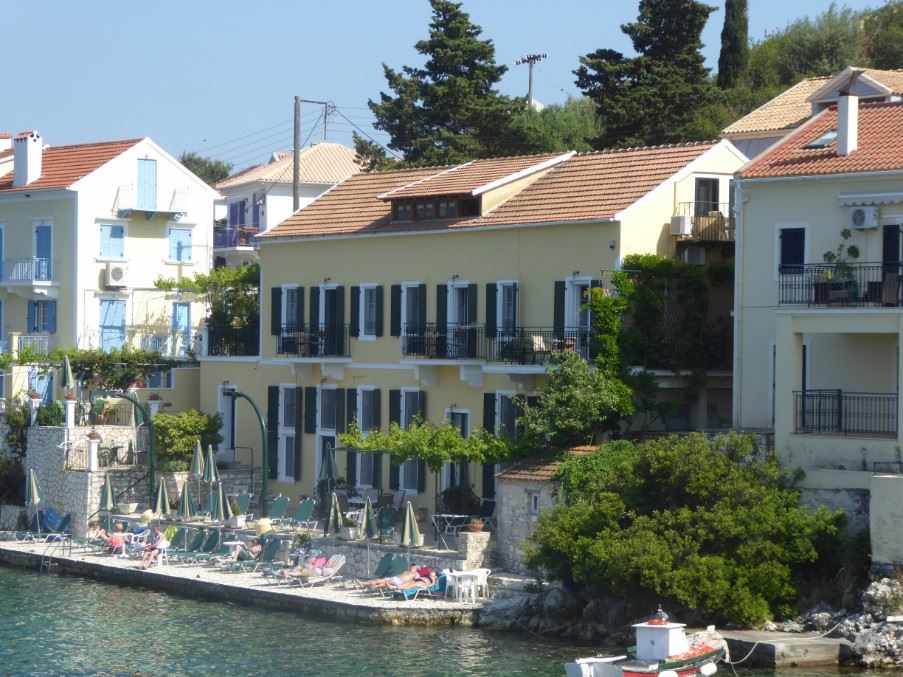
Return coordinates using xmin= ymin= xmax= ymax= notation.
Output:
xmin=201 ymin=141 xmax=746 ymax=511
xmin=0 ymin=131 xmax=218 ymax=399
xmin=734 ymin=97 xmax=903 ymax=559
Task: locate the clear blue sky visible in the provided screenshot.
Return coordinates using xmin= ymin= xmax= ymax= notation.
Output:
xmin=4 ymin=0 xmax=878 ymax=170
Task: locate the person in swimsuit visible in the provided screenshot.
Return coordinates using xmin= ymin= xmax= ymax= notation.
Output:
xmin=359 ymin=565 xmax=419 ymax=590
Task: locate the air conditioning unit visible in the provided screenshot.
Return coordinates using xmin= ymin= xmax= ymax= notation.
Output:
xmin=670 ymin=215 xmax=692 ymax=236
xmin=850 ymin=206 xmax=879 ymax=230
xmin=105 ymin=262 xmax=128 ymax=288
xmin=682 ymin=246 xmax=705 ymax=265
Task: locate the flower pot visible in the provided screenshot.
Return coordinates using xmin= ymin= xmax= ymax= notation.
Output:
xmin=340 ymin=526 xmax=359 ymax=540
xmin=226 ymin=515 xmax=247 ymax=529
xmin=465 ymin=518 xmax=484 ymax=533
xmin=117 ymin=502 xmax=138 ymax=514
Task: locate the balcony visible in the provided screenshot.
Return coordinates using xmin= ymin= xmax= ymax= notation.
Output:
xmin=671 ymin=202 xmax=734 ymax=242
xmin=277 ymin=324 xmax=349 ymax=358
xmin=779 ymin=263 xmax=902 ymax=307
xmin=78 ymin=328 xmax=198 ymax=357
xmin=116 ymin=184 xmax=189 ymax=219
xmin=205 ymin=324 xmax=259 ymax=357
xmin=2 ymin=258 xmax=60 ymax=298
xmin=401 ymin=323 xmax=485 ymax=360
xmin=794 ymin=389 xmax=897 ymax=437
xmin=18 ymin=334 xmax=50 ymax=353
xmin=485 ymin=327 xmax=592 ymax=365
xmin=213 ymin=224 xmax=261 ymax=249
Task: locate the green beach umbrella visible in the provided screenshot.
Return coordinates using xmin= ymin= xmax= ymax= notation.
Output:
xmin=190 ymin=438 xmax=205 ymax=478
xmin=61 ymin=355 xmax=75 ymax=394
xmin=153 ymin=478 xmax=170 ymax=516
xmin=318 ymin=441 xmax=337 ymax=490
xmin=99 ymin=474 xmax=115 ymax=512
xmin=177 ymin=482 xmax=195 ymax=521
xmin=26 ymin=469 xmax=42 ymax=533
xmin=323 ymin=492 xmax=342 ymax=536
xmin=202 ymin=444 xmax=219 ymax=484
xmin=361 ymin=496 xmax=377 ymax=540
xmin=211 ymin=483 xmax=233 ymax=522
xmin=401 ymin=500 xmax=421 ymax=548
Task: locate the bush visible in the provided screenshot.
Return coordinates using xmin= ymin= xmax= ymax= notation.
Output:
xmin=152 ymin=410 xmax=222 ymax=472
xmin=439 ymin=484 xmax=481 ymax=515
xmin=525 ymin=433 xmax=844 ymax=627
xmin=36 ymin=401 xmax=65 ymax=426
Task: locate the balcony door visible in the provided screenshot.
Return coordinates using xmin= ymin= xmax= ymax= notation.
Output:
xmin=446 ymin=282 xmax=477 ymax=357
xmin=34 ymin=223 xmax=51 ymax=281
xmin=171 ymin=302 xmax=191 ymax=356
xmin=315 ymin=285 xmax=344 ymax=356
xmin=137 ymin=158 xmax=157 ymax=210
xmin=99 ymin=299 xmax=126 ymax=351
xmin=565 ymin=279 xmax=591 ymax=359
xmin=694 ymin=177 xmax=719 ymax=216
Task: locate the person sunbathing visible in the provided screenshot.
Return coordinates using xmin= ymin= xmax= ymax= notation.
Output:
xmin=95 ymin=523 xmax=126 ymax=553
xmin=217 ymin=538 xmax=262 ymax=563
xmin=358 ymin=565 xmax=420 ymax=590
xmin=280 ymin=554 xmax=339 ymax=580
xmin=393 ymin=567 xmax=438 ymax=590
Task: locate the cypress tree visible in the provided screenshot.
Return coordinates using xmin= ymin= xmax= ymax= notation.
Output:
xmin=717 ymin=0 xmax=749 ymax=88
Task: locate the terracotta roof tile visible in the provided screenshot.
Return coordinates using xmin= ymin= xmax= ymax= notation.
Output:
xmin=262 ymin=142 xmax=717 ymax=240
xmin=723 ymin=77 xmax=830 ymax=136
xmin=496 ymin=447 xmax=598 ymax=482
xmin=741 ymin=101 xmax=903 ymax=179
xmin=216 ymin=143 xmax=360 ymax=189
xmin=379 ymin=152 xmax=566 ymax=200
xmin=0 ymin=138 xmax=143 ymax=193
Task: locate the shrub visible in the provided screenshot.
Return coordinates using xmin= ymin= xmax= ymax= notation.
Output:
xmin=439 ymin=484 xmax=481 ymax=515
xmin=152 ymin=410 xmax=222 ymax=472
xmin=525 ymin=432 xmax=844 ymax=626
xmin=36 ymin=401 xmax=65 ymax=427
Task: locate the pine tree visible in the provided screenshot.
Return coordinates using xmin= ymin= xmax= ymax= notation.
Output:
xmin=717 ymin=0 xmax=749 ymax=88
xmin=574 ymin=0 xmax=716 ymax=148
xmin=368 ymin=0 xmax=524 ymax=165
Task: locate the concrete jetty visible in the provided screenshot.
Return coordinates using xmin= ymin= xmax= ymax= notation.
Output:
xmin=720 ymin=628 xmax=853 ymax=667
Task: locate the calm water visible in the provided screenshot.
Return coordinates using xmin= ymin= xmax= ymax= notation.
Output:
xmin=0 ymin=566 xmax=888 ymax=677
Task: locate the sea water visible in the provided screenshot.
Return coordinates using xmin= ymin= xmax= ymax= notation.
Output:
xmin=0 ymin=566 xmax=886 ymax=676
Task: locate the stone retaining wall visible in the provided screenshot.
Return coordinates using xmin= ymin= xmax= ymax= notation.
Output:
xmin=495 ymin=477 xmax=556 ymax=574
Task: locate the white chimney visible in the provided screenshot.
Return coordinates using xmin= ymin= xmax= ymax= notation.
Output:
xmin=13 ymin=130 xmax=43 ymax=187
xmin=0 ymin=134 xmax=11 ymax=153
xmin=837 ymin=94 xmax=858 ymax=157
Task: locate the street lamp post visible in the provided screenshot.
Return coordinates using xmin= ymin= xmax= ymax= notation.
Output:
xmin=228 ymin=390 xmax=269 ymax=517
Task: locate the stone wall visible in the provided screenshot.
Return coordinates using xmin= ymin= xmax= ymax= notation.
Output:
xmin=495 ymin=477 xmax=557 ymax=574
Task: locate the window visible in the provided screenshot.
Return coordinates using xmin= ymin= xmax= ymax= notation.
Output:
xmin=171 ymin=302 xmax=191 ymax=356
xmin=99 ymin=299 xmax=125 ymax=350
xmin=229 ymin=199 xmax=247 ymax=227
xmin=529 ymin=493 xmax=540 ymax=517
xmin=804 ymin=129 xmax=837 ymax=149
xmin=147 ymin=369 xmax=173 ymax=388
xmin=779 ymin=227 xmax=805 ymax=274
xmin=278 ymin=386 xmax=297 ymax=481
xmin=442 ymin=410 xmax=469 ymax=490
xmin=396 ymin=203 xmax=413 ymax=221
xmin=320 ymin=388 xmax=337 ymax=431
xmin=356 ymin=388 xmax=380 ymax=487
xmin=168 ymin=228 xmax=192 ymax=262
xmin=360 ymin=286 xmax=378 ymax=338
xmin=137 ymin=158 xmax=157 ymax=210
xmin=694 ymin=177 xmax=720 ymax=216
xmin=497 ymin=393 xmax=517 ymax=439
xmin=34 ymin=222 xmax=52 ymax=281
xmin=415 ymin=202 xmax=434 ymax=219
xmin=400 ymin=389 xmax=422 ymax=492
xmin=497 ymin=281 xmax=518 ymax=336
xmin=99 ymin=224 xmax=124 ymax=259
xmin=28 ymin=300 xmax=57 ymax=334
xmin=401 ymin=283 xmax=424 ymax=351
xmin=283 ymin=286 xmax=301 ymax=330
xmin=438 ymin=201 xmax=456 ymax=218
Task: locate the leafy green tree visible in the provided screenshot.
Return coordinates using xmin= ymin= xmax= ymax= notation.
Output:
xmin=368 ymin=0 xmax=525 ymax=164
xmin=505 ymin=97 xmax=602 ymax=154
xmin=525 ymin=433 xmax=843 ymax=626
xmin=863 ymin=0 xmax=903 ymax=69
xmin=155 ymin=262 xmax=260 ymax=327
xmin=153 ymin=409 xmax=223 ymax=472
xmin=68 ymin=348 xmax=172 ymax=391
xmin=352 ymin=132 xmax=393 ymax=172
xmin=179 ymin=152 xmax=233 ymax=186
xmin=575 ymin=0 xmax=717 ymax=148
xmin=717 ymin=0 xmax=749 ymax=88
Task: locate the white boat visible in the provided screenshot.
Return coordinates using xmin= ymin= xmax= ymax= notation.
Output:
xmin=565 ymin=609 xmax=725 ymax=677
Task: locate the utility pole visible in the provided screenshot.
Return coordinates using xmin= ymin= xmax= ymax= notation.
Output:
xmin=293 ymin=97 xmax=332 ymax=212
xmin=515 ymin=53 xmax=548 ymax=109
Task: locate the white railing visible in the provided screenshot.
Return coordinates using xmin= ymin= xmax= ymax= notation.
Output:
xmin=117 ymin=184 xmax=190 ymax=213
xmin=18 ymin=335 xmax=50 ymax=353
xmin=3 ymin=258 xmax=57 ymax=282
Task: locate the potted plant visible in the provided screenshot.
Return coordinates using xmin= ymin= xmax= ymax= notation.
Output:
xmin=822 ymin=228 xmax=861 ymax=304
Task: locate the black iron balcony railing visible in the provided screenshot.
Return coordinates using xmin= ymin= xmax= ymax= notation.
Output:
xmin=401 ymin=323 xmax=485 ymax=359
xmin=673 ymin=202 xmax=735 ymax=242
xmin=486 ymin=327 xmax=593 ymax=365
xmin=794 ymin=389 xmax=898 ymax=437
xmin=278 ymin=323 xmax=349 ymax=358
xmin=213 ymin=224 xmax=261 ymax=249
xmin=779 ymin=262 xmax=902 ymax=307
xmin=207 ymin=324 xmax=259 ymax=356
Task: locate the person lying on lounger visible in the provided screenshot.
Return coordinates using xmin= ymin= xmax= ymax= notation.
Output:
xmin=393 ymin=567 xmax=438 ymax=590
xmin=358 ymin=565 xmax=420 ymax=590
xmin=217 ymin=537 xmax=262 ymax=563
xmin=280 ymin=554 xmax=340 ymax=580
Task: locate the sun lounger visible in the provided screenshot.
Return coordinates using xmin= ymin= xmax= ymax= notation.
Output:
xmin=226 ymin=535 xmax=284 ymax=573
xmin=288 ymin=497 xmax=317 ymax=531
xmin=294 ymin=554 xmax=345 ymax=587
xmin=171 ymin=529 xmax=207 ymax=563
xmin=392 ymin=573 xmax=448 ymax=601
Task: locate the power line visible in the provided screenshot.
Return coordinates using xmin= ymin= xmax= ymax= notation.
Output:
xmin=198 ymin=118 xmax=292 ymax=152
xmin=333 ymin=108 xmax=401 ymax=159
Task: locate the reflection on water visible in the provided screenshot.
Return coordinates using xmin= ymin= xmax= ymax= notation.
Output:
xmin=0 ymin=566 xmax=888 ymax=677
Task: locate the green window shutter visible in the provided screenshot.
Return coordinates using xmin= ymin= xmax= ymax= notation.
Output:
xmin=266 ymin=386 xmax=279 ymax=480
xmin=390 ymin=284 xmax=401 ymax=336
xmin=553 ymin=280 xmax=566 ymax=339
xmin=417 ymin=284 xmax=427 ymax=332
xmin=389 ymin=389 xmax=400 ymax=426
xmin=346 ymin=389 xmax=358 ymax=429
xmin=270 ymin=287 xmax=282 ymax=336
xmin=485 ymin=283 xmax=497 ymax=338
xmin=349 ymin=286 xmax=360 ymax=337
xmin=483 ymin=392 xmax=495 ymax=432
xmin=371 ymin=389 xmax=382 ymax=431
xmin=304 ymin=386 xmax=318 ymax=435
xmin=346 ymin=449 xmax=357 ymax=486
xmin=294 ymin=387 xmax=303 ymax=481
xmin=309 ymin=286 xmax=320 ymax=328
xmin=335 ymin=388 xmax=346 ymax=434
xmin=482 ymin=463 xmax=496 ymax=500
xmin=436 ymin=284 xmax=447 ymax=357
xmin=375 ymin=285 xmax=384 ymax=337
xmin=373 ymin=452 xmax=383 ymax=490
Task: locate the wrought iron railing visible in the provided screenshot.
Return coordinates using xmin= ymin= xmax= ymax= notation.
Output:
xmin=3 ymin=257 xmax=57 ymax=282
xmin=402 ymin=323 xmax=485 ymax=359
xmin=794 ymin=390 xmax=897 ymax=437
xmin=486 ymin=327 xmax=592 ymax=364
xmin=779 ymin=262 xmax=902 ymax=307
xmin=673 ymin=202 xmax=734 ymax=241
xmin=278 ymin=323 xmax=349 ymax=358
xmin=213 ymin=225 xmax=260 ymax=249
xmin=18 ymin=334 xmax=50 ymax=353
xmin=207 ymin=324 xmax=259 ymax=356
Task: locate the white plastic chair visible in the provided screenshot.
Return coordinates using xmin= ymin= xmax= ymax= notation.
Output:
xmin=472 ymin=568 xmax=491 ymax=599
xmin=152 ymin=547 xmax=168 ymax=568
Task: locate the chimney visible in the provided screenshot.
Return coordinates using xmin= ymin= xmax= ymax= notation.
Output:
xmin=837 ymin=93 xmax=858 ymax=157
xmin=0 ymin=134 xmax=11 ymax=153
xmin=13 ymin=130 xmax=42 ymax=187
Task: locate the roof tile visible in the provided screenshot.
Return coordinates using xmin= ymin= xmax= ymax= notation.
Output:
xmin=216 ymin=142 xmax=360 ymax=189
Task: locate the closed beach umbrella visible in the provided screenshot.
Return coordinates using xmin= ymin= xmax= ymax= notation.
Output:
xmin=401 ymin=500 xmax=421 ymax=548
xmin=202 ymin=444 xmax=219 ymax=484
xmin=61 ymin=355 xmax=75 ymax=394
xmin=323 ymin=492 xmax=342 ymax=536
xmin=99 ymin=474 xmax=115 ymax=512
xmin=211 ymin=483 xmax=233 ymax=522
xmin=361 ymin=496 xmax=377 ymax=540
xmin=153 ymin=478 xmax=170 ymax=516
xmin=26 ymin=468 xmax=42 ymax=533
xmin=190 ymin=438 xmax=205 ymax=478
xmin=177 ymin=482 xmax=195 ymax=521
xmin=318 ymin=442 xmax=337 ymax=490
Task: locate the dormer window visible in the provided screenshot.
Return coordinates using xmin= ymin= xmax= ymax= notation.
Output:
xmin=392 ymin=197 xmax=480 ymax=222
xmin=804 ymin=129 xmax=837 ymax=149
xmin=415 ymin=202 xmax=434 ymax=219
xmin=438 ymin=201 xmax=456 ymax=218
xmin=396 ymin=203 xmax=413 ymax=221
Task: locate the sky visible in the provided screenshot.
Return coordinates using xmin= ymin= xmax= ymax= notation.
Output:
xmin=4 ymin=0 xmax=880 ymax=171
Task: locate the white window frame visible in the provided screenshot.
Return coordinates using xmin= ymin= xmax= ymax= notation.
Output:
xmin=400 ymin=282 xmax=422 ymax=338
xmin=318 ymin=282 xmax=340 ymax=331
xmin=277 ymin=384 xmax=297 ymax=482
xmin=399 ymin=387 xmax=420 ymax=494
xmin=446 ymin=279 xmax=471 ymax=326
xmin=315 ymin=385 xmax=338 ymax=481
xmin=441 ymin=407 xmax=470 ymax=491
xmin=281 ymin=283 xmax=300 ymax=329
xmin=565 ymin=276 xmax=592 ymax=330
xmin=98 ymin=221 xmax=127 ymax=261
xmin=692 ymin=174 xmax=727 ymax=216
xmin=218 ymin=384 xmax=237 ymax=454
xmin=359 ymin=284 xmax=379 ymax=341
xmin=496 ymin=279 xmax=519 ymax=333
xmin=773 ymin=222 xmax=809 ymax=281
xmin=355 ymin=386 xmax=379 ymax=488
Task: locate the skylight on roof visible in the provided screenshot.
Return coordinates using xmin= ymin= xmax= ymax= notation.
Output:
xmin=804 ymin=129 xmax=838 ymax=149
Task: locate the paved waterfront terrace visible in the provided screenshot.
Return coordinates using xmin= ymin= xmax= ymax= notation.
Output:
xmin=0 ymin=539 xmax=482 ymax=627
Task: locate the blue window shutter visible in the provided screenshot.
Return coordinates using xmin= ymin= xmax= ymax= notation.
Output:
xmin=47 ymin=301 xmax=57 ymax=334
xmin=27 ymin=302 xmax=36 ymax=332
xmin=229 ymin=203 xmax=239 ymax=226
xmin=169 ymin=231 xmax=177 ymax=260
